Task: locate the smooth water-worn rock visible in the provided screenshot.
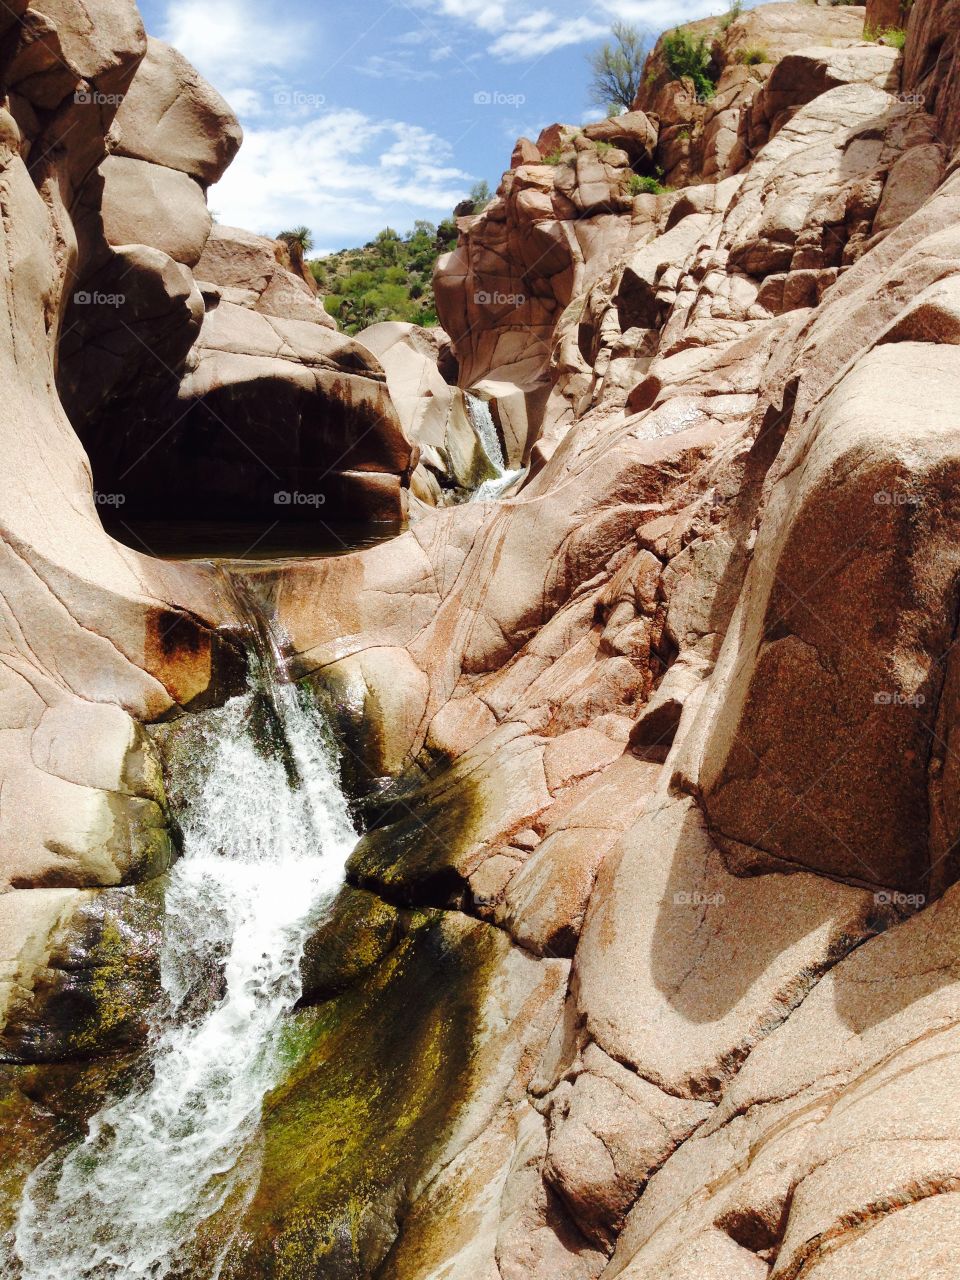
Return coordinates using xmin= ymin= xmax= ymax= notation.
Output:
xmin=57 ymin=33 xmax=414 ymax=527
xmin=5 ymin=0 xmax=960 ymax=1275
xmin=358 ymin=320 xmax=498 ymax=501
xmin=109 ymin=36 xmax=242 ymax=184
xmin=195 ymin=222 xmax=335 ymax=327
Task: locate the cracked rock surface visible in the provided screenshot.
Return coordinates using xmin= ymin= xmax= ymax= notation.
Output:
xmin=4 ymin=0 xmax=960 ymax=1275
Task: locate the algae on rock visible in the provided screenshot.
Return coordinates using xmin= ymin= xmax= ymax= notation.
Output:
xmin=214 ymin=911 xmax=510 ymax=1280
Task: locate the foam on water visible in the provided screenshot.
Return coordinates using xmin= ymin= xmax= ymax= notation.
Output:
xmin=13 ymin=595 xmax=356 ymax=1279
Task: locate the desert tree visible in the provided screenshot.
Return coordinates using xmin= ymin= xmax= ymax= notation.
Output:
xmin=587 ymin=22 xmax=651 ymax=112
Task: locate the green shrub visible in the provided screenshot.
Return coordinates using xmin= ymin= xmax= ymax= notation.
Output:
xmin=881 ymin=25 xmax=908 ymax=48
xmin=308 ymin=213 xmax=467 ymax=335
xmin=733 ymin=45 xmax=769 ymax=65
xmin=278 ymin=226 xmax=314 ymax=254
xmin=864 ymin=22 xmax=907 ymax=46
xmin=437 ymin=218 xmax=458 ymax=249
xmin=543 ymin=147 xmax=567 ymax=166
xmin=662 ymin=29 xmax=716 ymax=101
xmin=717 ymin=0 xmax=744 ymax=33
xmin=629 ymin=174 xmax=668 ymax=196
xmin=594 ymin=140 xmax=614 ymax=156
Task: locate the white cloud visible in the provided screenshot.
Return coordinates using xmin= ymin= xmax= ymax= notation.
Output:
xmin=489 ymin=13 xmax=610 ymax=61
xmin=411 ymin=0 xmax=723 ymax=60
xmin=208 ymin=109 xmax=473 ymax=247
xmin=602 ymin=0 xmax=723 ymax=26
xmin=355 ymin=54 xmax=440 ymax=82
xmin=223 ymin=86 xmax=265 ymax=117
xmin=415 ymin=0 xmax=510 ymax=34
xmin=160 ymin=0 xmax=312 ymax=89
xmin=393 ymin=29 xmax=432 ymax=46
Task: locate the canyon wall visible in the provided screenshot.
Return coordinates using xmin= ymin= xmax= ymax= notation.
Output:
xmin=257 ymin=1 xmax=960 ymax=1274
xmin=4 ymin=0 xmax=960 ymax=1277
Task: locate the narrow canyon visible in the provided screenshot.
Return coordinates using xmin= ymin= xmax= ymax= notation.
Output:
xmin=2 ymin=0 xmax=960 ymax=1275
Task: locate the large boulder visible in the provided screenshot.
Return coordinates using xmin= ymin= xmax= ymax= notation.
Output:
xmin=81 ymin=301 xmax=414 ymax=523
xmin=98 ymin=154 xmax=212 ymax=266
xmin=697 ymin=342 xmax=960 ymax=892
xmin=108 ymin=35 xmax=241 ymax=184
xmin=58 ymin=35 xmax=231 ymax=453
xmin=582 ymin=111 xmax=658 ymax=166
xmin=903 ymin=0 xmax=960 ymax=154
xmin=0 ymin=883 xmax=164 ymax=1061
xmin=194 ymin=223 xmax=336 ymax=328
xmin=58 ymin=243 xmax=204 ymax=433
xmin=733 ymin=42 xmax=901 ymax=166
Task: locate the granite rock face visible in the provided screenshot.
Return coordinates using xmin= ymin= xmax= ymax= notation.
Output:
xmin=4 ymin=0 xmax=960 ymax=1276
xmin=0 ymin=0 xmax=241 ymax=1068
xmin=261 ymin=2 xmax=960 ymax=1272
xmin=57 ymin=35 xmax=414 ymax=527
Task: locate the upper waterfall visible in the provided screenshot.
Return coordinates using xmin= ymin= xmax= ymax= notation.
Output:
xmin=465 ymin=395 xmax=525 ymax=502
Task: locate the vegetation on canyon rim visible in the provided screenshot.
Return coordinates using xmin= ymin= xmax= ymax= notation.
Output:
xmin=301 ymin=188 xmax=491 ymax=335
xmin=307 ymin=220 xmax=457 ymax=334
xmin=587 ymin=21 xmax=652 ymax=111
xmin=295 ymin=5 xmax=775 ymax=336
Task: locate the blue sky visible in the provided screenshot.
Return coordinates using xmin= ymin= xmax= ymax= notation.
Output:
xmin=136 ymin=0 xmax=723 ymax=254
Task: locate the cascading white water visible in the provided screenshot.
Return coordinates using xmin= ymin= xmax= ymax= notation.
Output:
xmin=13 ymin=594 xmax=357 ymax=1280
xmin=465 ymin=394 xmax=525 ymax=502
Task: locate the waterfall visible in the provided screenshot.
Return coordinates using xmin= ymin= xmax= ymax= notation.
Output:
xmin=465 ymin=394 xmax=525 ymax=502
xmin=13 ymin=574 xmax=357 ymax=1280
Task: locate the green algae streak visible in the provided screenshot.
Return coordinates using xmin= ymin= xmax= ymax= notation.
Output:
xmin=213 ymin=911 xmax=507 ymax=1280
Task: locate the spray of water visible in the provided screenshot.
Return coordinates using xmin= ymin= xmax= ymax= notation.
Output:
xmin=13 ymin=581 xmax=356 ymax=1280
xmin=466 ymin=395 xmax=525 ymax=501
